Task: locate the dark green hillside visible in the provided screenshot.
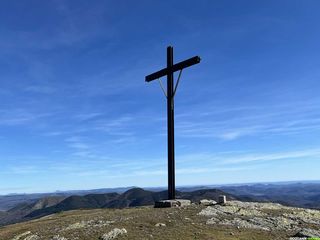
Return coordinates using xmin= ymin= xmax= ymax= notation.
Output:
xmin=26 ymin=188 xmax=235 ymax=220
xmin=26 ymin=192 xmax=120 ymax=218
xmin=179 ymin=189 xmax=235 ymax=202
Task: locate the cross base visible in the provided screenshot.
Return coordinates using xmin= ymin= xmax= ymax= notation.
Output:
xmin=154 ymin=199 xmax=191 ymax=208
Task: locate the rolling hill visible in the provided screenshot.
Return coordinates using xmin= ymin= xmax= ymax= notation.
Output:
xmin=0 ymin=188 xmax=234 ymax=226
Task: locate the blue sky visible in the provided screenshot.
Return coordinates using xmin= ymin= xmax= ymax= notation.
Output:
xmin=1 ymin=0 xmax=320 ymax=194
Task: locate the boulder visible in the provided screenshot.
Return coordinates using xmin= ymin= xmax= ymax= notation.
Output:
xmin=24 ymin=235 xmax=40 ymax=240
xmin=294 ymin=229 xmax=320 ymax=238
xmin=155 ymin=223 xmax=166 ymax=227
xmin=100 ymin=228 xmax=127 ymax=240
xmin=11 ymin=231 xmax=32 ymax=240
xmin=199 ymin=199 xmax=217 ymax=206
xmin=52 ymin=235 xmax=68 ymax=240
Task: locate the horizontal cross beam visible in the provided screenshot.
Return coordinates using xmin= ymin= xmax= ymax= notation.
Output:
xmin=145 ymin=56 xmax=201 ymax=82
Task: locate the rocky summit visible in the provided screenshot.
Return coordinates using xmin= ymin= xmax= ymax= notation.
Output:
xmin=199 ymin=201 xmax=320 ymax=237
xmin=0 ymin=200 xmax=320 ymax=240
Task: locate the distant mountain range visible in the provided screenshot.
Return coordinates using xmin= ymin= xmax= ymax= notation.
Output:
xmin=0 ymin=188 xmax=233 ymax=226
xmin=0 ymin=186 xmax=135 ymax=211
xmin=218 ymin=182 xmax=320 ymax=209
xmin=1 ymin=181 xmax=320 ymax=227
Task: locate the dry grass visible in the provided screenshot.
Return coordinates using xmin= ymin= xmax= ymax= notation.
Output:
xmin=0 ymin=205 xmax=291 ymax=240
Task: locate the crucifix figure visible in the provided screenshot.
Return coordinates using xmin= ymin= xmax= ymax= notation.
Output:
xmin=145 ymin=46 xmax=201 ymax=200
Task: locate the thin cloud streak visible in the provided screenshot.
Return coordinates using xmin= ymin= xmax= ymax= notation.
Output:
xmin=221 ymin=149 xmax=320 ymax=164
xmin=132 ymin=166 xmax=259 ymax=177
xmin=174 ymin=99 xmax=320 ymax=140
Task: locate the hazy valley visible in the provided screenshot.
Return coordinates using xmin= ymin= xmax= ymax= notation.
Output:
xmin=1 ymin=182 xmax=320 ymax=228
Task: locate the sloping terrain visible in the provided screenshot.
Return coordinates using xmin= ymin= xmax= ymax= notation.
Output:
xmin=26 ymin=188 xmax=234 ymax=219
xmin=1 ymin=201 xmax=319 ymax=240
xmin=0 ymin=187 xmax=135 ymax=211
xmin=0 ymin=194 xmax=69 ymax=212
xmin=199 ymin=201 xmax=320 ymax=236
xmin=0 ymin=188 xmax=235 ymax=226
xmin=0 ymin=196 xmax=66 ymax=226
xmin=3 ymin=183 xmax=320 ymax=229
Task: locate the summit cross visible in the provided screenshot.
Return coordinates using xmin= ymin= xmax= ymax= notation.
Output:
xmin=145 ymin=46 xmax=201 ymax=200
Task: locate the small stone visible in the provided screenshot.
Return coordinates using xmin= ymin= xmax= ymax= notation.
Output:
xmin=177 ymin=199 xmax=191 ymax=207
xmin=154 ymin=199 xmax=191 ymax=208
xmin=199 ymin=199 xmax=217 ymax=206
xmin=294 ymin=229 xmax=320 ymax=238
xmin=64 ymin=222 xmax=86 ymax=230
xmin=11 ymin=231 xmax=32 ymax=240
xmin=100 ymin=228 xmax=127 ymax=240
xmin=24 ymin=235 xmax=40 ymax=240
xmin=155 ymin=223 xmax=166 ymax=227
xmin=52 ymin=235 xmax=68 ymax=240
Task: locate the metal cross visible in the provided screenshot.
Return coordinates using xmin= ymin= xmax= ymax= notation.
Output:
xmin=145 ymin=46 xmax=201 ymax=200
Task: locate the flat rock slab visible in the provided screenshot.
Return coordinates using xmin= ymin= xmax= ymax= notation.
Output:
xmin=154 ymin=199 xmax=191 ymax=208
xmin=199 ymin=199 xmax=217 ymax=206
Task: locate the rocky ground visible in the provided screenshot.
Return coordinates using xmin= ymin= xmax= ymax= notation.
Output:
xmin=0 ymin=200 xmax=319 ymax=240
xmin=199 ymin=201 xmax=320 ymax=238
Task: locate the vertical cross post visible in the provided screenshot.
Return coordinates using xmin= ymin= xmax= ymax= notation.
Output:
xmin=167 ymin=46 xmax=175 ymax=200
xmin=145 ymin=46 xmax=200 ymax=201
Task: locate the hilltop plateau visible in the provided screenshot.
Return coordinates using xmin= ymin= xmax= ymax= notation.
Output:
xmin=0 ymin=200 xmax=320 ymax=240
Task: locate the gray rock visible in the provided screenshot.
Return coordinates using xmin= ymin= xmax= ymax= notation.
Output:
xmin=100 ymin=228 xmax=127 ymax=240
xmin=283 ymin=209 xmax=320 ymax=225
xmin=199 ymin=204 xmax=266 ymax=217
xmin=23 ymin=235 xmax=40 ymax=240
xmin=52 ymin=235 xmax=68 ymax=240
xmin=64 ymin=219 xmax=114 ymax=230
xmin=200 ymin=200 xmax=320 ymax=232
xmin=155 ymin=223 xmax=166 ymax=227
xmin=199 ymin=199 xmax=217 ymax=206
xmin=154 ymin=199 xmax=191 ymax=208
xmin=208 ymin=217 xmax=270 ymax=231
xmin=294 ymin=229 xmax=320 ymax=238
xmin=178 ymin=199 xmax=191 ymax=207
xmin=11 ymin=231 xmax=32 ymax=240
xmin=206 ymin=217 xmax=220 ymax=225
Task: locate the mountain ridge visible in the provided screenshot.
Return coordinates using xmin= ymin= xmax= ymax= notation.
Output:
xmin=0 ymin=188 xmax=234 ymax=226
xmin=2 ymin=182 xmax=320 ymax=227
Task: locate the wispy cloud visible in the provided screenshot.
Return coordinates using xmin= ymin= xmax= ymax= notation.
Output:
xmin=221 ymin=149 xmax=320 ymax=164
xmin=0 ymin=109 xmax=52 ymax=126
xmin=8 ymin=165 xmax=41 ymax=175
xmin=174 ymin=99 xmax=320 ymax=140
xmin=157 ymin=148 xmax=320 ymax=168
xmin=93 ymin=116 xmax=135 ymax=136
xmin=132 ymin=166 xmax=258 ymax=177
xmin=64 ymin=136 xmax=97 ymax=158
xmin=43 ymin=131 xmax=66 ymax=137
